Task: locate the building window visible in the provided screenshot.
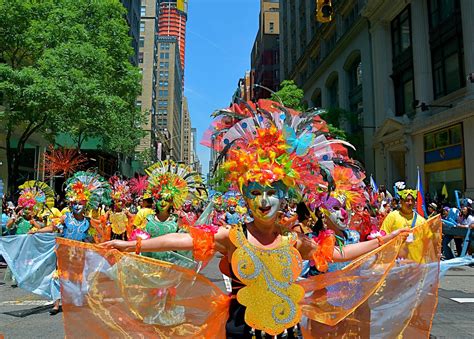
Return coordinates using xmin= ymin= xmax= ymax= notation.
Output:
xmin=428 ymin=0 xmax=464 ymax=99
xmin=348 ymin=57 xmax=363 ymax=114
xmin=269 ymin=22 xmax=274 ymax=32
xmin=140 ymin=5 xmax=146 ymax=17
xmin=160 ymin=52 xmax=169 ymax=59
xmin=139 ymin=37 xmax=145 ymax=48
xmin=160 ymin=43 xmax=170 ymax=50
xmin=159 ymin=62 xmax=169 ymax=69
xmin=138 ymin=52 xmax=144 ymax=63
xmin=327 ymin=77 xmax=339 ymax=108
xmin=159 ymin=90 xmax=168 ymax=97
xmin=391 ymin=6 xmax=412 ymax=60
xmin=428 ymin=0 xmax=457 ymax=29
xmin=391 ymin=5 xmax=414 ymax=117
xmin=140 ymin=21 xmax=145 ymax=32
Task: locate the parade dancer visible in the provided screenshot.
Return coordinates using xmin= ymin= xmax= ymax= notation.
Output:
xmin=381 ymin=181 xmax=427 ymax=262
xmin=106 ymin=176 xmax=134 ymax=240
xmin=34 ymin=171 xmax=111 ymax=314
xmin=139 ymin=160 xmax=207 ymax=267
xmin=102 ymin=100 xmax=410 ymax=337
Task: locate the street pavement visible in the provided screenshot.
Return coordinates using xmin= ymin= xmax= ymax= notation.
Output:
xmin=0 ymin=258 xmax=473 ymax=338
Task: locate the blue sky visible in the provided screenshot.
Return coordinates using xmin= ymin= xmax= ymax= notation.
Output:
xmin=185 ymin=0 xmax=260 ymax=176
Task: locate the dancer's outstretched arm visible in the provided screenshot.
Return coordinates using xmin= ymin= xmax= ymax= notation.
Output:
xmin=296 ymin=228 xmax=410 ymax=262
xmin=101 ymin=225 xmax=232 ymax=254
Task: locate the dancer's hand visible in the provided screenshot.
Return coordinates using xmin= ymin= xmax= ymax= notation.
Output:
xmin=385 ymin=228 xmax=411 ymax=242
xmin=100 ymin=240 xmax=135 ymax=252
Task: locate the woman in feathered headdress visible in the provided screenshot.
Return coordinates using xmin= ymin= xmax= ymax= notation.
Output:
xmin=102 ymin=100 xmax=410 ymax=336
xmin=137 ymin=160 xmax=207 ymax=267
xmin=104 ymin=176 xmax=134 ymax=241
xmin=34 ymin=171 xmax=111 ymax=314
xmin=6 ymin=181 xmax=56 ymax=234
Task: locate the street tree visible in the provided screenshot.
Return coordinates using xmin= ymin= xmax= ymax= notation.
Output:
xmin=0 ymin=0 xmax=144 ymax=193
xmin=271 ymin=80 xmax=347 ymax=140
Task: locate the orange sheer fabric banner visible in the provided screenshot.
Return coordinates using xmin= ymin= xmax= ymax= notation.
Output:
xmin=299 ymin=216 xmax=442 ymax=338
xmin=56 ymin=238 xmax=230 ymax=338
xmin=57 ymin=216 xmax=441 ymax=338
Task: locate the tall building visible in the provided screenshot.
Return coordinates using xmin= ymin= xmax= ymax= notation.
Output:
xmin=158 ymin=0 xmax=188 ymax=74
xmin=121 ymin=0 xmax=141 ymax=65
xmin=136 ymin=0 xmax=171 ymax=165
xmin=156 ymin=36 xmax=183 ymax=161
xmin=190 ymin=127 xmax=199 ymax=170
xmin=182 ymin=97 xmax=192 ymax=164
xmin=232 ymin=71 xmax=254 ymax=102
xmin=251 ymin=0 xmax=280 ymax=100
xmin=280 ymin=0 xmax=474 ymax=198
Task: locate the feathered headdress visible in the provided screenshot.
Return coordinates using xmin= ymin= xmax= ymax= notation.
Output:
xmin=43 ymin=146 xmax=87 ymax=178
xmin=129 ymin=175 xmax=148 ymax=197
xmin=65 ymin=171 xmax=112 ymax=210
xmin=395 ymin=181 xmax=417 ymax=200
xmin=18 ymin=180 xmax=55 ymax=212
xmin=145 ymin=160 xmax=207 ymax=209
xmin=206 ymin=99 xmax=360 ymax=196
xmin=109 ymin=176 xmax=132 ymax=205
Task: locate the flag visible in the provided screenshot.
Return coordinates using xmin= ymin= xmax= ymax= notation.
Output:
xmin=454 ymin=190 xmax=461 ymax=209
xmin=441 ymin=184 xmax=448 ymax=199
xmin=416 ymin=168 xmax=427 ymax=218
xmin=177 ymin=0 xmax=187 ymax=12
xmin=370 ymin=175 xmax=378 ymax=193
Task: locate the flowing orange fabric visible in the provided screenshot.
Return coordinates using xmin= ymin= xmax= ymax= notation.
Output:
xmin=56 ymin=238 xmax=230 ymax=338
xmin=299 ymin=216 xmax=442 ymax=338
xmin=89 ymin=216 xmax=111 ymax=243
xmin=57 ymin=216 xmax=442 ymax=338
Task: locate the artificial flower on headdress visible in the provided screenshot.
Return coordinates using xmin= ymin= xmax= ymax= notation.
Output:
xmin=109 ymin=176 xmax=132 ymax=206
xmin=18 ymin=181 xmax=55 ymax=213
xmin=145 ymin=160 xmax=207 ymax=209
xmin=65 ymin=171 xmax=112 ymax=210
xmin=395 ymin=181 xmax=417 ymax=200
xmin=207 ymin=99 xmax=356 ymax=196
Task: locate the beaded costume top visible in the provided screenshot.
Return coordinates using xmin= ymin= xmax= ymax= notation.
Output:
xmin=109 ymin=211 xmax=128 ymax=235
xmin=229 ymin=225 xmax=304 ymax=336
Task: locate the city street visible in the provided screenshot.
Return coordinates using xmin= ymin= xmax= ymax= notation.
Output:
xmin=0 ymin=257 xmax=473 ymax=338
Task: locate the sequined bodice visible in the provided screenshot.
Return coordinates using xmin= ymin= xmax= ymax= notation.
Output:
xmin=145 ymin=214 xmax=178 ymax=237
xmin=15 ymin=218 xmax=32 ymax=235
xmin=229 ymin=225 xmax=304 ymax=335
xmin=63 ymin=212 xmax=90 ymax=241
xmin=110 ymin=211 xmax=128 ymax=235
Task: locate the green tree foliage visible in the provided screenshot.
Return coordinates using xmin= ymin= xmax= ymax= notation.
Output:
xmin=270 ymin=80 xmax=347 ymax=140
xmin=0 ymin=0 xmax=144 ymax=192
xmin=270 ymin=80 xmax=305 ymax=111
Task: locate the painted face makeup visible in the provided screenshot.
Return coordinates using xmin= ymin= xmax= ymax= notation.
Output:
xmin=242 ymin=181 xmax=287 ymax=222
xmin=327 ymin=205 xmax=350 ymax=230
xmin=156 ymin=198 xmax=172 ymax=213
xmin=72 ymin=203 xmax=85 ymax=215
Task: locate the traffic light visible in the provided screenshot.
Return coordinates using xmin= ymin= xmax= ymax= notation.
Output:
xmin=316 ymin=0 xmax=333 ymax=23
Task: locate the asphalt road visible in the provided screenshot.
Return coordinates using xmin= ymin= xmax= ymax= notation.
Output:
xmin=0 ymin=257 xmax=473 ymax=338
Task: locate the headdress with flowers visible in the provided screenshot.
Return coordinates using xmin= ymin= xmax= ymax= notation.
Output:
xmin=17 ymin=180 xmax=55 ymax=213
xmin=145 ymin=160 xmax=207 ymax=209
xmin=109 ymin=176 xmax=132 ymax=206
xmin=206 ymin=99 xmax=361 ymax=197
xmin=65 ymin=171 xmax=112 ymax=210
xmin=395 ymin=181 xmax=417 ymax=200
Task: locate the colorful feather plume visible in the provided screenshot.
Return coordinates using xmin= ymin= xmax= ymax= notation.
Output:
xmin=65 ymin=171 xmax=112 ymax=210
xmin=43 ymin=146 xmax=87 ymax=178
xmin=129 ymin=175 xmax=148 ymax=197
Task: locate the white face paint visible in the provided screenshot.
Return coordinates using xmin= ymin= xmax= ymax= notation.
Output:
xmin=243 ymin=182 xmax=286 ymax=224
xmin=328 ymin=207 xmax=350 ymax=230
